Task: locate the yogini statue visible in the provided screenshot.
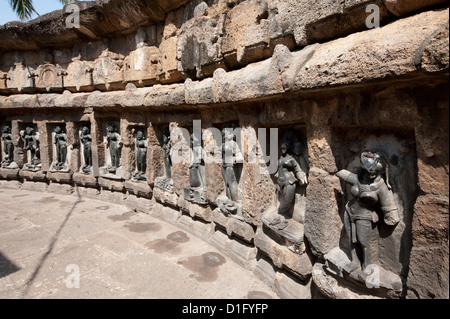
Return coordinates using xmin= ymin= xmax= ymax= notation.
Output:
xmin=80 ymin=126 xmax=92 ymax=174
xmin=53 ymin=126 xmax=68 ymax=171
xmin=189 ymin=132 xmax=203 ymax=189
xmin=163 ymin=126 xmax=172 ymax=180
xmin=1 ymin=126 xmax=14 ymax=168
xmin=266 ymin=141 xmax=308 ymax=230
xmin=133 ymin=129 xmax=147 ymax=181
xmin=336 ymin=150 xmax=400 ymax=273
xmin=218 ymin=127 xmax=244 ymax=217
xmin=104 ymin=123 xmax=122 ymax=174
xmin=21 ymin=126 xmax=40 ymax=169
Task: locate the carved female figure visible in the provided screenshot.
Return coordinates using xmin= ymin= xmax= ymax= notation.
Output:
xmin=134 ymin=129 xmax=147 ymax=180
xmin=221 ymin=128 xmax=242 ymax=203
xmin=163 ymin=127 xmax=172 ymax=179
xmin=80 ymin=126 xmax=92 ymax=173
xmin=277 ymin=142 xmax=308 ymax=216
xmin=53 ymin=126 xmax=68 ymax=170
xmin=336 ymin=150 xmax=400 ymax=273
xmin=21 ymin=126 xmax=40 ymax=168
xmin=189 ymin=132 xmax=203 ymax=189
xmin=1 ymin=126 xmax=14 ymax=167
xmin=105 ymin=124 xmax=122 ymax=173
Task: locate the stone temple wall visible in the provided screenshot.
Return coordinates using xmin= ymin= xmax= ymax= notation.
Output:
xmin=0 ymin=0 xmax=448 ymax=299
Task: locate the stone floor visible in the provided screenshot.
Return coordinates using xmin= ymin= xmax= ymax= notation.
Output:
xmin=0 ymin=187 xmax=278 ymax=299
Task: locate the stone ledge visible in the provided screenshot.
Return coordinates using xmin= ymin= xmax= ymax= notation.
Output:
xmin=1 ymin=8 xmax=448 ymax=109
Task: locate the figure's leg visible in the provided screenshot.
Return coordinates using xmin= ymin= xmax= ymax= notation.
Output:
xmin=356 ymin=219 xmax=375 ymax=272
xmin=278 ymin=184 xmax=296 ymax=215
xmin=343 ymin=211 xmax=360 ymax=271
xmin=225 ymin=167 xmax=238 ymax=202
xmin=60 ymin=144 xmax=67 ymax=164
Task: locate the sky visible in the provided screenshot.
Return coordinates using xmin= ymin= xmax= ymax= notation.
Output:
xmin=1 ymin=0 xmax=68 ymax=25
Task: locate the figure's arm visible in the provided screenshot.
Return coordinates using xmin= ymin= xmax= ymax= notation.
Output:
xmin=379 ymin=182 xmax=400 ymax=226
xmin=291 ymin=158 xmax=308 ymax=186
xmin=336 ymin=170 xmax=358 ymax=185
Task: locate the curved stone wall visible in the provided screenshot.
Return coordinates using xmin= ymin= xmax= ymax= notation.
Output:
xmin=1 ymin=0 xmax=448 ymax=299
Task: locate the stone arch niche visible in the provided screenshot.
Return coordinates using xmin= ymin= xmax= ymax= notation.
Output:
xmin=323 ymin=129 xmax=417 ymax=299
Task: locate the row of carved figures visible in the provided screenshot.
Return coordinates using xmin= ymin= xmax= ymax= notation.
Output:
xmin=1 ymin=124 xmax=400 ymax=277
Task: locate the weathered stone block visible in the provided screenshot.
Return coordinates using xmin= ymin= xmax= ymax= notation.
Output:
xmin=47 ymin=182 xmax=74 ymax=195
xmin=304 ymin=168 xmax=342 ymax=258
xmin=179 ymin=197 xmax=212 ymax=222
xmin=125 ymin=194 xmax=153 ymax=213
xmin=19 ymin=170 xmax=47 ymax=182
xmin=98 ymin=176 xmax=125 ymax=192
xmin=0 ymin=168 xmax=20 ymax=180
xmin=254 ymin=227 xmax=312 ymax=280
xmin=73 ymin=173 xmax=98 ymax=188
xmin=124 ymin=180 xmax=153 ymax=199
xmin=383 ymin=0 xmax=448 ymax=16
xmin=212 ymin=208 xmax=256 ymax=243
xmin=124 ymin=46 xmax=160 ymax=85
xmin=20 ymin=181 xmax=48 ymax=192
xmin=46 ymin=171 xmax=73 ymax=184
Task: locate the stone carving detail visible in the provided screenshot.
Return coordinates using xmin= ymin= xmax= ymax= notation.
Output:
xmin=102 ymin=122 xmax=123 ymax=177
xmin=1 ymin=125 xmax=18 ymax=169
xmin=336 ymin=150 xmax=400 ymax=272
xmin=20 ymin=126 xmax=41 ymax=171
xmin=50 ymin=126 xmax=70 ymax=172
xmin=132 ymin=129 xmax=148 ymax=182
xmin=262 ymin=128 xmax=309 ymax=253
xmin=80 ymin=125 xmax=93 ymax=174
xmin=323 ymin=148 xmax=405 ymax=298
xmin=184 ymin=130 xmax=207 ymax=204
xmin=154 ymin=126 xmax=174 ymax=192
xmin=217 ymin=126 xmax=244 ymax=220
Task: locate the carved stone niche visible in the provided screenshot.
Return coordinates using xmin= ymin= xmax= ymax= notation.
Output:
xmin=19 ymin=124 xmax=42 ymax=172
xmin=73 ymin=122 xmax=98 ymax=188
xmin=99 ymin=121 xmax=124 ymax=187
xmin=124 ymin=125 xmax=152 ymax=199
xmin=177 ymin=123 xmax=212 ymax=222
xmin=322 ymin=133 xmax=417 ymax=299
xmin=0 ymin=122 xmax=20 ymax=180
xmin=47 ymin=123 xmax=73 ymax=184
xmin=255 ymin=126 xmax=312 ymax=280
xmin=35 ymin=63 xmax=64 ymax=92
xmin=153 ymin=125 xmax=179 ymax=208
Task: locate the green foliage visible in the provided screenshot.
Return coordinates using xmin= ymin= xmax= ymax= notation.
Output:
xmin=8 ymin=0 xmax=74 ymax=21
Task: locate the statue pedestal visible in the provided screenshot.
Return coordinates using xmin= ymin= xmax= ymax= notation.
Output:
xmin=261 ymin=210 xmax=305 ymax=253
xmin=99 ymin=166 xmax=125 ymax=191
xmin=183 ymin=186 xmax=207 ymax=205
xmin=254 ymin=226 xmax=312 ymax=280
xmin=154 ymin=177 xmax=178 ymax=208
xmin=73 ymin=173 xmax=98 ymax=188
xmin=124 ymin=180 xmax=152 ymax=199
xmin=0 ymin=167 xmax=20 ymax=180
xmin=47 ymin=171 xmax=73 ymax=184
xmin=179 ymin=197 xmax=212 ymax=223
xmin=212 ymin=207 xmax=255 ymax=244
xmin=19 ymin=168 xmax=46 ymax=182
xmin=324 ymin=247 xmax=403 ymax=299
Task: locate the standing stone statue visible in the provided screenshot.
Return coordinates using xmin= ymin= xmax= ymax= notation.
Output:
xmin=217 ymin=127 xmax=244 ymax=219
xmin=20 ymin=126 xmax=41 ymax=170
xmin=264 ymin=141 xmax=308 ymax=230
xmin=336 ymin=150 xmax=400 ymax=273
xmin=52 ymin=126 xmax=68 ymax=171
xmin=185 ymin=131 xmax=207 ymax=204
xmin=261 ymin=129 xmax=309 ymax=253
xmin=1 ymin=126 xmax=14 ymax=168
xmin=163 ymin=126 xmax=172 ymax=180
xmin=104 ymin=123 xmax=122 ymax=174
xmin=80 ymin=126 xmax=92 ymax=174
xmin=132 ymin=129 xmax=148 ymax=181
